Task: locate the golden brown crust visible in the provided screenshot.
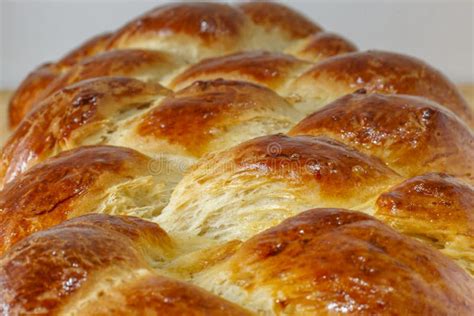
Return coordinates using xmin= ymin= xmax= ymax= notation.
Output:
xmin=0 ymin=145 xmax=152 ymax=255
xmin=289 ymin=92 xmax=474 ymax=180
xmin=376 ymin=173 xmax=474 ymax=273
xmin=76 ymin=274 xmax=252 ymax=316
xmin=108 ymin=3 xmax=246 ymax=49
xmin=56 ymin=32 xmax=112 ymax=68
xmin=60 ymin=214 xmax=172 ymax=245
xmin=171 ymin=51 xmax=311 ymax=90
xmin=4 ymin=3 xmax=473 ymax=313
xmin=7 ymin=63 xmax=58 ymax=128
xmin=222 ymin=208 xmax=474 ymax=314
xmin=39 ymin=49 xmax=181 ymax=105
xmin=292 ymin=50 xmax=473 ymax=125
xmin=8 ymin=33 xmax=112 ymax=128
xmin=0 ymin=214 xmax=173 ymax=315
xmin=293 ymin=31 xmax=358 ymax=62
xmin=238 ymin=2 xmax=321 ymax=39
xmin=377 ymin=173 xmax=473 ymax=237
xmin=1 ymin=77 xmax=169 ymax=185
xmin=158 ymin=134 xmax=400 ymax=242
xmin=137 ymin=79 xmax=297 ymax=156
xmin=233 ymin=134 xmax=399 ymax=199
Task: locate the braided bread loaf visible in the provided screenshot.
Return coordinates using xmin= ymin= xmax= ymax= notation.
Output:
xmin=1 ymin=2 xmax=473 ymax=315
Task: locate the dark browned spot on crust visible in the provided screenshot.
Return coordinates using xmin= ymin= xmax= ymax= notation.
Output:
xmin=228 ymin=208 xmax=474 ymax=314
xmin=238 ymin=2 xmax=321 ymax=38
xmin=300 ymin=50 xmax=473 ymax=125
xmin=1 ymin=77 xmax=168 ymax=185
xmin=233 ymin=134 xmax=398 ymax=197
xmin=376 ymin=173 xmax=474 ymax=237
xmin=0 ymin=214 xmax=171 ymax=315
xmin=299 ymin=31 xmax=358 ymax=60
xmin=289 ymin=93 xmax=474 ymax=179
xmin=137 ymin=79 xmax=287 ymax=156
xmin=172 ymin=51 xmax=309 ymax=89
xmin=108 ymin=3 xmax=246 ymax=46
xmin=0 ymin=146 xmax=151 ymax=254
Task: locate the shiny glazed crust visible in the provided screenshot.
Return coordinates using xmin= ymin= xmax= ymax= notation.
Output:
xmin=1 ymin=2 xmax=473 ymax=315
xmin=289 ymin=91 xmax=474 ymax=180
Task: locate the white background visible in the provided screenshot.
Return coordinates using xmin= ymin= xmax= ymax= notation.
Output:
xmin=0 ymin=0 xmax=473 ymax=89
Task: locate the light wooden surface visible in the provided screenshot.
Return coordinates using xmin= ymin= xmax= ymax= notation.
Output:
xmin=458 ymin=84 xmax=474 ymax=109
xmin=0 ymin=85 xmax=473 ymax=146
xmin=0 ymin=90 xmax=12 ymax=146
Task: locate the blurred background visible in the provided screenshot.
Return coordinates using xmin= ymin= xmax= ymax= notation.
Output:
xmin=0 ymin=0 xmax=473 ymax=89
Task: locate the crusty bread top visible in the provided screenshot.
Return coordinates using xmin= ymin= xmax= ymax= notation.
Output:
xmin=1 ymin=2 xmax=473 ymax=315
xmin=289 ymin=91 xmax=474 ymax=180
xmin=2 ymin=210 xmax=472 ymax=315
